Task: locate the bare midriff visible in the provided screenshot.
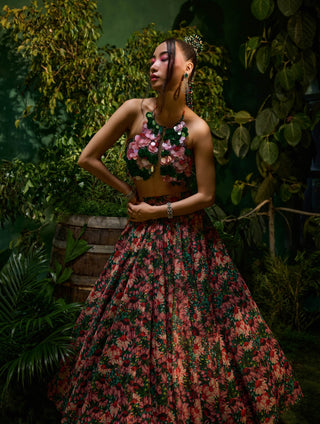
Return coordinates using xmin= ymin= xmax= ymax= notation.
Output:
xmin=133 ymin=165 xmax=188 ymax=200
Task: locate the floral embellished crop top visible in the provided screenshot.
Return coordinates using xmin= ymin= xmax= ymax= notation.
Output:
xmin=125 ymin=111 xmax=193 ymax=184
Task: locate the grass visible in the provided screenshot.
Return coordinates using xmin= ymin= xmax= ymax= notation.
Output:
xmin=279 ymin=328 xmax=320 ymax=424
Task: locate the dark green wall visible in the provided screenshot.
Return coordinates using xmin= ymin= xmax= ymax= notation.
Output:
xmin=98 ymin=0 xmax=185 ymax=47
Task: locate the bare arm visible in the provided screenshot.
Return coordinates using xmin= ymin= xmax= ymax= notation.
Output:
xmin=78 ymin=99 xmax=139 ymax=196
xmin=128 ymin=119 xmax=216 ymax=220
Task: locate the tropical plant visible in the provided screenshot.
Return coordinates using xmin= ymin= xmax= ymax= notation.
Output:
xmin=248 ymin=250 xmax=320 ymax=331
xmin=1 ymin=0 xmax=103 ymax=136
xmin=206 ymin=202 xmax=268 ymax=267
xmin=227 ymin=0 xmax=320 ymax=190
xmin=209 ymin=0 xmax=320 ymax=255
xmin=0 ymin=246 xmax=82 ymax=398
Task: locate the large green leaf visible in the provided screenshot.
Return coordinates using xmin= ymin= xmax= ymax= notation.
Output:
xmin=276 ymin=67 xmax=296 ymax=91
xmin=247 ymin=36 xmax=261 ymax=50
xmin=290 ymin=61 xmax=303 ymax=82
xmin=256 ymin=45 xmax=270 ymax=73
xmin=231 ymin=184 xmax=244 ymax=205
xmin=212 ymin=136 xmax=229 ymax=158
xmin=210 ymin=121 xmax=230 ymax=140
xmin=64 ymin=227 xmax=91 ymax=264
xmin=299 ymin=50 xmax=317 ymax=88
xmin=272 ymin=96 xmax=294 ymax=120
xmin=211 ymin=121 xmax=231 ymax=164
xmin=283 ymin=121 xmax=302 ymax=146
xmin=251 ymin=0 xmax=275 ymax=20
xmin=255 ymin=108 xmax=279 ymax=136
xmin=234 ymin=110 xmax=254 ymax=124
xmin=287 ymin=12 xmax=316 ymax=50
xmin=280 ymin=183 xmax=292 ymax=202
xmin=274 ymin=74 xmax=294 ymax=102
xmin=293 ymin=112 xmax=312 ymax=130
xmin=259 ymin=139 xmax=279 ymax=165
xmin=232 ymin=126 xmax=251 ymax=158
xmin=277 ymin=0 xmax=302 ymax=17
xmin=254 ymin=174 xmax=277 ymax=204
xmin=243 ymin=37 xmax=261 ymax=69
xmin=256 ymin=152 xmax=268 ymax=178
xmin=251 ymin=135 xmax=264 ymax=151
xmin=271 ymin=32 xmax=299 ymax=63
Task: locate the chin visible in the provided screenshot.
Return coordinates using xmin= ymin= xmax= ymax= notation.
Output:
xmin=150 ymin=81 xmax=162 ymax=89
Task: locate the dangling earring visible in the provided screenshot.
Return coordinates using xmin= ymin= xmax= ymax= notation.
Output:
xmin=183 ymin=73 xmax=194 ymax=109
xmin=183 ymin=72 xmax=189 ymax=96
xmin=173 ymin=73 xmax=186 ymax=100
xmin=177 ymin=72 xmax=188 ymax=103
xmin=186 ymin=78 xmax=194 ymax=110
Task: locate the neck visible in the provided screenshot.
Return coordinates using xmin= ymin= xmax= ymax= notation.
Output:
xmin=154 ymin=89 xmax=186 ymax=127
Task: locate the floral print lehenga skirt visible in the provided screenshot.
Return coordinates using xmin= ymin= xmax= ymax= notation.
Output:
xmin=48 ymin=195 xmax=302 ymax=423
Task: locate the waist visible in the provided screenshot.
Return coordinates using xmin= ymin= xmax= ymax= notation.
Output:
xmin=141 ymin=191 xmax=191 ymax=205
xmin=135 ymin=174 xmax=188 ymax=201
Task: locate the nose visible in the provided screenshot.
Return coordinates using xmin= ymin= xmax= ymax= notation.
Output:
xmin=150 ymin=60 xmax=158 ymax=73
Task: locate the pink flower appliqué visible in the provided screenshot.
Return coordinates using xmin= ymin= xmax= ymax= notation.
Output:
xmin=134 ymin=134 xmax=150 ymax=148
xmin=162 ymin=141 xmax=172 ymax=151
xmin=174 ymin=121 xmax=185 ymax=133
xmin=143 ymin=127 xmax=157 ymax=141
xmin=147 ymin=141 xmax=158 ymax=154
xmin=173 ymin=146 xmax=186 ymax=159
xmin=126 ymin=141 xmax=139 ymax=160
xmin=137 ymin=157 xmax=152 ymax=169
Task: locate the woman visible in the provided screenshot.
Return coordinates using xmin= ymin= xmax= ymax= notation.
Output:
xmin=49 ymin=37 xmax=302 ymax=423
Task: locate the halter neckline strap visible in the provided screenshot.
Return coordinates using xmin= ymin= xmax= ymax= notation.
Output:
xmin=152 ymin=107 xmax=185 ymax=129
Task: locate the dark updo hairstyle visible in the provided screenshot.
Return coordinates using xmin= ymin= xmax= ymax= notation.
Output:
xmin=163 ymin=38 xmax=197 ymax=92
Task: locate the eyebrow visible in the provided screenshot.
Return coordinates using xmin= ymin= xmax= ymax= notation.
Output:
xmin=151 ymin=50 xmax=169 ymax=58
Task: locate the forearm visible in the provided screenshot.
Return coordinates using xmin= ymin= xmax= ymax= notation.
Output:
xmin=151 ymin=192 xmax=215 ymax=219
xmin=78 ymin=157 xmax=132 ymax=195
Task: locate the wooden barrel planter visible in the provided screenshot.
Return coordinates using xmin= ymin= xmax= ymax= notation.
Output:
xmin=51 ymin=215 xmax=127 ymax=303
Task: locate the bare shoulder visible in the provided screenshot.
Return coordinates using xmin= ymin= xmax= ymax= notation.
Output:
xmin=120 ymin=97 xmax=156 ymax=118
xmin=120 ymin=98 xmax=142 ymax=115
xmin=112 ymin=98 xmax=147 ymax=131
xmin=185 ymin=109 xmax=212 ymax=148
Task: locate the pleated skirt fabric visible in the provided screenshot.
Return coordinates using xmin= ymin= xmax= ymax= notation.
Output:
xmin=48 ymin=194 xmax=302 ymax=423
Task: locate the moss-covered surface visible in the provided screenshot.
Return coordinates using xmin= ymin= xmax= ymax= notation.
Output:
xmin=279 ymin=328 xmax=320 ymax=424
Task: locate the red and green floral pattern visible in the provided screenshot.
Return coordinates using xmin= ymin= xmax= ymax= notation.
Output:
xmin=49 ymin=194 xmax=302 ymax=423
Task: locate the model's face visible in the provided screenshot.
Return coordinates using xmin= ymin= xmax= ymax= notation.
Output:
xmin=150 ymin=42 xmax=188 ymax=91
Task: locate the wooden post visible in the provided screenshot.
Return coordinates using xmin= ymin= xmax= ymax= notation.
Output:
xmin=268 ymin=198 xmax=275 ymax=257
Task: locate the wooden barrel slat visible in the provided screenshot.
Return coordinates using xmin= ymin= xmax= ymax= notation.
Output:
xmin=54 ymin=224 xmax=124 ymax=245
xmin=51 ymin=215 xmax=127 ymax=302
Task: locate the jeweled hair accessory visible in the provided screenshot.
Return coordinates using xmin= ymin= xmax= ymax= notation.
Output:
xmin=183 ymin=35 xmax=203 ymax=109
xmin=184 ymin=34 xmax=203 ymax=57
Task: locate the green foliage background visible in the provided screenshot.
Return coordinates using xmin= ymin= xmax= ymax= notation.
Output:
xmin=0 ymin=0 xmax=230 ymax=225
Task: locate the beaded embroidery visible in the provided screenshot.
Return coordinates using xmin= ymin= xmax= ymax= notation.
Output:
xmin=126 ymin=111 xmax=193 ymax=184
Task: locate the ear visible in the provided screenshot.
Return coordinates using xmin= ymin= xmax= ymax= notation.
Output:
xmin=185 ymin=61 xmax=194 ymax=76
